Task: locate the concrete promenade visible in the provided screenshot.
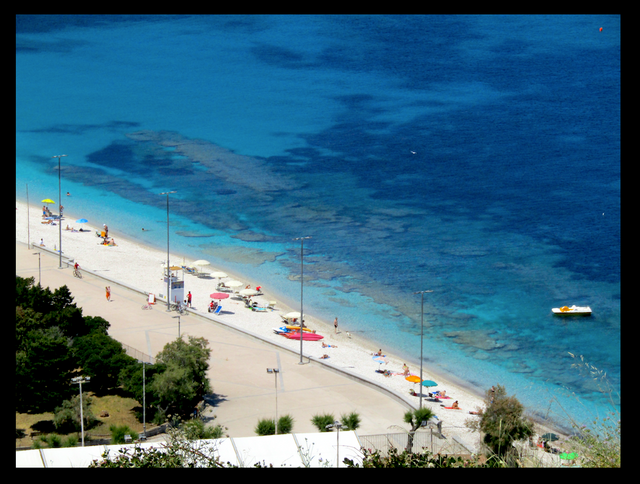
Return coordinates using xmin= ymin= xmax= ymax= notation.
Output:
xmin=16 ymin=242 xmax=414 ymax=438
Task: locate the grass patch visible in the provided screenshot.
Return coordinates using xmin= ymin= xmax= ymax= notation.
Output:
xmin=16 ymin=391 xmax=152 ymax=448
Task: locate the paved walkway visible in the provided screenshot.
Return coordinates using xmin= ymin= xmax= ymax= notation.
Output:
xmin=17 ymin=242 xmax=413 ymax=438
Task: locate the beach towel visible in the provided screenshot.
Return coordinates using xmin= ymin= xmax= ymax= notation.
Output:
xmin=443 ymin=406 xmax=461 ymax=410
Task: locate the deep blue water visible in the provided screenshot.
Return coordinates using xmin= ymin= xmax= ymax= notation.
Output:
xmin=16 ymin=15 xmax=620 ymax=431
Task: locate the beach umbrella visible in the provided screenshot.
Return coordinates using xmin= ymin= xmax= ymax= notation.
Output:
xmin=225 ymin=280 xmax=243 ymax=288
xmin=76 ymin=218 xmax=88 ymax=224
xmin=209 ymin=293 xmax=229 ymax=300
xmin=41 ymin=198 xmax=55 ymax=204
xmin=421 ymin=380 xmax=438 ymax=390
xmin=193 ymin=260 xmax=210 ymax=267
xmin=542 ymin=433 xmax=559 ymax=442
xmin=211 ymin=271 xmax=228 ymax=278
xmin=285 ymin=311 xmax=301 ymax=319
xmin=405 ymin=375 xmax=421 ymax=384
xmin=372 ymin=355 xmax=387 ymax=365
xmin=239 ymin=289 xmax=259 ymax=297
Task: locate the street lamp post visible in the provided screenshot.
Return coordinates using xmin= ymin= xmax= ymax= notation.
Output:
xmin=413 ymin=290 xmax=433 ymax=409
xmin=293 ymin=236 xmax=311 ymax=364
xmin=160 ymin=191 xmax=177 ymax=311
xmin=142 ymin=361 xmax=147 ymax=440
xmin=71 ymin=376 xmax=90 ymax=446
xmin=266 ymin=368 xmax=279 ymax=434
xmin=325 ymin=420 xmax=348 ymax=467
xmin=52 ymin=155 xmax=67 ymax=269
xmin=32 ymin=252 xmax=41 ymax=286
xmin=172 ymin=315 xmax=181 ymax=338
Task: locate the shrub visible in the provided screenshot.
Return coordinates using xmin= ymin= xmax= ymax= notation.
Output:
xmin=255 ymin=418 xmax=276 ymax=436
xmin=38 ymin=434 xmax=62 ymax=448
xmin=53 ymin=393 xmax=97 ymax=433
xmin=311 ymin=413 xmax=335 ymax=432
xmin=277 ymin=414 xmax=294 ymax=434
xmin=64 ymin=435 xmax=79 ymax=448
xmin=109 ymin=424 xmax=138 ymax=444
xmin=465 ymin=384 xmax=533 ymax=458
xmin=340 ymin=411 xmax=361 ymax=430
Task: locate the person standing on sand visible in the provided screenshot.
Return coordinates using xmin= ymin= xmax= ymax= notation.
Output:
xmin=334 ymin=317 xmax=338 ymax=334
xmin=106 ymin=286 xmax=111 ymax=302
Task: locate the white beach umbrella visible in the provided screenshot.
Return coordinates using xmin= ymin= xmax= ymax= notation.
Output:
xmin=225 ymin=280 xmax=243 ymax=288
xmin=239 ymin=289 xmax=259 ymax=297
xmin=211 ymin=271 xmax=228 ymax=278
xmin=192 ymin=260 xmax=210 ymax=267
xmin=285 ymin=312 xmax=301 ymax=319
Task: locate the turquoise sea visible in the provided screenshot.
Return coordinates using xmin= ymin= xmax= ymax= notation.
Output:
xmin=16 ymin=15 xmax=620 ymax=432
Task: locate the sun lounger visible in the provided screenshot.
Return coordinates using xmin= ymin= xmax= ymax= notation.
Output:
xmin=213 ymin=305 xmax=222 ymax=315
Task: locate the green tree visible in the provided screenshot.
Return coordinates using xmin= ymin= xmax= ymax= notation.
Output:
xmin=150 ymin=336 xmax=211 ymax=419
xmin=72 ymin=332 xmax=133 ymax=393
xmin=53 ymin=392 xmax=98 ymax=433
xmin=403 ymin=406 xmax=434 ymax=453
xmin=467 ymin=384 xmax=534 ymax=458
xmin=118 ymin=360 xmax=164 ymax=422
xmin=16 ymin=325 xmax=76 ymax=413
xmin=82 ymin=315 xmax=111 ymax=336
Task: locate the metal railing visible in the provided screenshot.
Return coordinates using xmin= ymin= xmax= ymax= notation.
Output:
xmin=359 ymin=431 xmax=473 ymax=456
xmin=121 ymin=342 xmax=155 ymax=364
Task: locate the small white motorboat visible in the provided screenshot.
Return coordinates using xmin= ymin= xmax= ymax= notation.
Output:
xmin=552 ymin=305 xmax=592 ymax=316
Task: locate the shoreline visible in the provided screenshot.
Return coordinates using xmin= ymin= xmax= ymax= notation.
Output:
xmin=15 ymin=199 xmax=568 ymax=442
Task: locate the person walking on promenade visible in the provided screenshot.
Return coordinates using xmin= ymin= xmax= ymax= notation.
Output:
xmin=106 ymin=286 xmax=111 ymax=302
xmin=187 ymin=291 xmax=192 ymax=307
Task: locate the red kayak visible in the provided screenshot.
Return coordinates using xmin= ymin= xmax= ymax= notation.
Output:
xmin=284 ymin=331 xmax=324 ymax=341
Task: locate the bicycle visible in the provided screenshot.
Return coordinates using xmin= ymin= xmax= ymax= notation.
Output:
xmin=141 ymin=303 xmax=154 ymax=310
xmin=73 ymin=268 xmax=82 ymax=278
xmin=171 ymin=301 xmax=188 ymax=315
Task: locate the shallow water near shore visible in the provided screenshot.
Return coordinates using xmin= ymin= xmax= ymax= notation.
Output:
xmin=16 ymin=15 xmax=620 ymax=431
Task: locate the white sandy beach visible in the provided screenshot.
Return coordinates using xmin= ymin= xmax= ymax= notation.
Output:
xmin=16 ymin=199 xmax=565 ymax=447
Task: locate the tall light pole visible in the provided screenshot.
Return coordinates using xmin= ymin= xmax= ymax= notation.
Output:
xmin=71 ymin=376 xmax=90 ymax=446
xmin=52 ymin=155 xmax=67 ymax=269
xmin=325 ymin=420 xmax=348 ymax=467
xmin=141 ymin=360 xmax=148 ymax=440
xmin=293 ymin=236 xmax=311 ymax=364
xmin=172 ymin=314 xmax=181 ymax=338
xmin=413 ymin=290 xmax=433 ymax=408
xmin=266 ymin=368 xmax=279 ymax=434
xmin=32 ymin=252 xmax=41 ymax=286
xmin=160 ymin=191 xmax=176 ymax=311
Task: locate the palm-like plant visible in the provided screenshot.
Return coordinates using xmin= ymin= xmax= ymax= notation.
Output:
xmin=403 ymin=407 xmax=434 ymax=453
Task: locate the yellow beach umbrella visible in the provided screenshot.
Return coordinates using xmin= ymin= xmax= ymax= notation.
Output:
xmin=41 ymin=199 xmax=55 ymax=204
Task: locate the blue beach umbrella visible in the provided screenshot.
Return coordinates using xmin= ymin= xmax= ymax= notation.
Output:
xmin=372 ymin=355 xmax=388 ymax=365
xmin=421 ymin=380 xmax=438 ymax=389
xmin=76 ymin=218 xmax=88 ymax=224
